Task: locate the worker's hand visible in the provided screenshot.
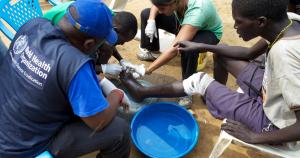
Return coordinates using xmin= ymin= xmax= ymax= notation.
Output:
xmin=99 ymin=78 xmax=130 ymax=112
xmin=221 ymin=119 xmax=260 ymax=144
xmin=174 ymin=41 xmax=205 ymax=53
xmin=111 ymin=89 xmax=130 ymax=113
xmin=145 ymin=19 xmax=158 ymax=43
xmin=145 ymin=67 xmax=152 ymax=75
xmin=120 ymin=59 xmax=135 ymax=68
xmin=101 ymin=64 xmax=122 ymax=76
xmin=120 ymin=59 xmax=145 ymax=78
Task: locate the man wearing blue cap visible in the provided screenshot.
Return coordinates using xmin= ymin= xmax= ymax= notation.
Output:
xmin=0 ymin=0 xmax=130 ymax=158
xmin=43 ymin=1 xmax=141 ymax=77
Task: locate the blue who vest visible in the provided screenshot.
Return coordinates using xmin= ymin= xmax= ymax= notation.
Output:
xmin=0 ymin=18 xmax=91 ymax=157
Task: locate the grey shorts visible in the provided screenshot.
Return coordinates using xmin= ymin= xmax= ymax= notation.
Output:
xmin=236 ymin=62 xmax=264 ymax=97
xmin=205 ymin=62 xmax=278 ymax=133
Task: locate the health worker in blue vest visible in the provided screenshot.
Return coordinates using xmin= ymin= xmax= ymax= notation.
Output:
xmin=0 ymin=0 xmax=130 ymax=158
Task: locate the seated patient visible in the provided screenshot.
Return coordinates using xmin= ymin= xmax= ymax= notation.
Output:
xmin=121 ymin=0 xmax=300 ymax=149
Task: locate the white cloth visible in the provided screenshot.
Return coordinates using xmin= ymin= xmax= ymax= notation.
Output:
xmin=182 ymin=72 xmax=214 ymax=96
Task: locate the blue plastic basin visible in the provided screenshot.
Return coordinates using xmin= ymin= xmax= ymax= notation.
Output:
xmin=131 ymin=102 xmax=199 ymax=158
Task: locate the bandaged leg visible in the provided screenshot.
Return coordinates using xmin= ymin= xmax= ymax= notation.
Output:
xmin=182 ymin=72 xmax=215 ymax=96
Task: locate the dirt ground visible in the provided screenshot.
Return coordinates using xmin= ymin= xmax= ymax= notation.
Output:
xmin=0 ymin=0 xmax=274 ymax=158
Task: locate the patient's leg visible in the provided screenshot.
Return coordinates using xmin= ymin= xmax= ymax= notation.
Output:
xmin=119 ymin=70 xmax=186 ymax=101
xmin=119 ymin=71 xmax=146 ymax=102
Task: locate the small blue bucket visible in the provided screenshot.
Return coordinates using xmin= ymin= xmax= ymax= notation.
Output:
xmin=131 ymin=102 xmax=199 ymax=158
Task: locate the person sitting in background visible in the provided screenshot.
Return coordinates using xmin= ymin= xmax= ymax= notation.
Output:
xmin=121 ymin=0 xmax=300 ymax=149
xmin=0 ymin=1 xmax=130 ymax=157
xmin=44 ymin=1 xmax=141 ymax=77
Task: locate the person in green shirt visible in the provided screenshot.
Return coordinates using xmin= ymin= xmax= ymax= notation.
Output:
xmin=44 ymin=1 xmax=139 ymax=76
xmin=137 ymin=0 xmax=223 ymax=107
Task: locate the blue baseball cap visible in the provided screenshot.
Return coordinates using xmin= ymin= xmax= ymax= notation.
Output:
xmin=66 ymin=0 xmax=117 ymax=45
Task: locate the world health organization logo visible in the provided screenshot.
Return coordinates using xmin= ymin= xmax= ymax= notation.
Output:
xmin=13 ymin=35 xmax=28 ymax=55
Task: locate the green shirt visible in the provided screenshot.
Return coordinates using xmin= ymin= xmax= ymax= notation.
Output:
xmin=43 ymin=1 xmax=115 ymax=25
xmin=175 ymin=0 xmax=223 ymax=40
xmin=43 ymin=1 xmax=73 ymax=25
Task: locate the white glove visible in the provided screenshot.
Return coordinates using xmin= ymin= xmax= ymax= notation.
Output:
xmin=120 ymin=59 xmax=145 ymax=78
xmin=133 ymin=64 xmax=145 ymax=77
xmin=145 ymin=19 xmax=158 ymax=43
xmin=120 ymin=59 xmax=135 ymax=68
xmin=99 ymin=77 xmax=130 ymax=105
xmin=182 ymin=72 xmax=215 ymax=96
xmin=101 ymin=64 xmax=122 ymax=76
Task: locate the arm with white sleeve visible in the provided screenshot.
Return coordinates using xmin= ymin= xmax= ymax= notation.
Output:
xmin=68 ymin=62 xmax=127 ymax=131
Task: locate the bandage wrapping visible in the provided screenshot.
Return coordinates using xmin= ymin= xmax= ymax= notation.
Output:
xmin=182 ymin=72 xmax=214 ymax=96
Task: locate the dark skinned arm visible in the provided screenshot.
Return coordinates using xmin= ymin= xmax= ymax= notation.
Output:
xmin=289 ymin=3 xmax=297 ymax=13
xmin=175 ymin=38 xmax=268 ymax=60
xmin=222 ymin=110 xmax=300 ymax=144
xmin=112 ymin=46 xmax=123 ymax=61
xmin=94 ymin=43 xmax=115 ymax=74
xmin=119 ymin=71 xmax=186 ymax=102
xmin=81 ymin=90 xmax=123 ymax=131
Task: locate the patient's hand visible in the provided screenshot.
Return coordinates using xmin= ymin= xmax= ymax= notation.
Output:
xmin=119 ymin=70 xmax=145 ymax=102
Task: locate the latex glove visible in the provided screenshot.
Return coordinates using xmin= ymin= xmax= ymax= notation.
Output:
xmin=133 ymin=64 xmax=145 ymax=77
xmin=145 ymin=19 xmax=158 ymax=43
xmin=101 ymin=64 xmax=122 ymax=76
xmin=99 ymin=77 xmax=130 ymax=107
xmin=120 ymin=59 xmax=145 ymax=78
xmin=120 ymin=59 xmax=135 ymax=69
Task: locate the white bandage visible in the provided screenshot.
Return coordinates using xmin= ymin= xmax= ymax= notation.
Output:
xmin=182 ymin=72 xmax=214 ymax=96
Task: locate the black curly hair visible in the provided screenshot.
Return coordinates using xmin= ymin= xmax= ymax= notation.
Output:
xmin=232 ymin=0 xmax=289 ymax=21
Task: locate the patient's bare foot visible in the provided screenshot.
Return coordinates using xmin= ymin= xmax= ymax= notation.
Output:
xmin=119 ymin=70 xmax=145 ymax=102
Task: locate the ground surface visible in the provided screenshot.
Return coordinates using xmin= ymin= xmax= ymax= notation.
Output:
xmin=0 ymin=0 xmax=274 ymax=157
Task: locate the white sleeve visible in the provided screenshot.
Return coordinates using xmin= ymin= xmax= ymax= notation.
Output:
xmin=99 ymin=77 xmax=117 ymax=96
